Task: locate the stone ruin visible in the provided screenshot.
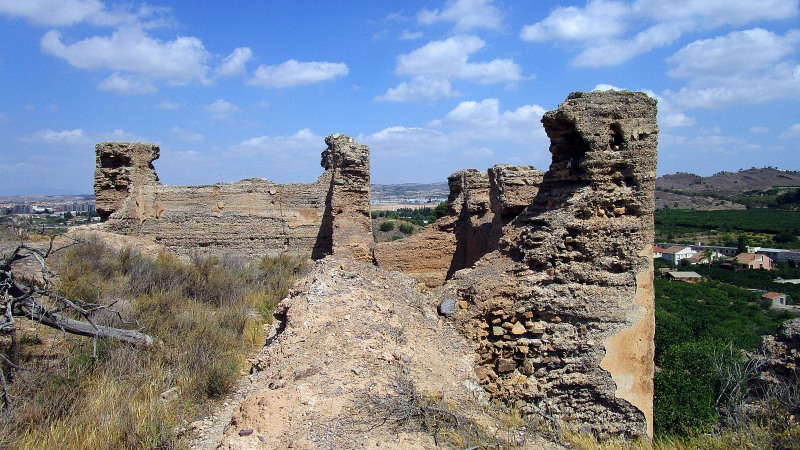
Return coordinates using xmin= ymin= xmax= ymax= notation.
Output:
xmin=93 ymin=90 xmax=657 ymax=438
xmin=94 ymin=133 xmax=373 ymax=262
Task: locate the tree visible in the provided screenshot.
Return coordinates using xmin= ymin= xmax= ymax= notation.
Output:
xmin=736 ymin=235 xmax=750 ymax=254
xmin=379 ymin=221 xmax=395 ymax=232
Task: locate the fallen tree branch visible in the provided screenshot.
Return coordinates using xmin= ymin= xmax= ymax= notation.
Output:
xmin=1 ymin=237 xmax=153 ymax=347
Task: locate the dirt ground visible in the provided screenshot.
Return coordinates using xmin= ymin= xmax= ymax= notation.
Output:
xmin=189 ymin=256 xmax=565 ymax=449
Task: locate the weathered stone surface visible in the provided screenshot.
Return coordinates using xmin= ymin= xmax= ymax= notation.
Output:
xmin=372 ymin=169 xmax=495 ymax=288
xmin=441 ymin=90 xmax=658 ymax=438
xmin=94 ymin=142 xmax=160 ymax=221
xmin=94 ymin=134 xmax=372 ymax=262
xmin=374 ymin=165 xmax=544 ymax=288
xmin=488 ymin=164 xmax=543 ymax=217
xmin=323 ymin=133 xmax=373 ymax=262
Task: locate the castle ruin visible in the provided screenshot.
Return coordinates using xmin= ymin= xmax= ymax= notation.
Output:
xmin=93 ymin=90 xmax=657 ymax=438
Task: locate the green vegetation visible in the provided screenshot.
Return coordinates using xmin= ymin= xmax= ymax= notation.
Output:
xmin=0 ymin=237 xmax=307 ymax=449
xmin=729 ymin=187 xmax=800 ymax=209
xmin=398 ymin=223 xmax=414 ymax=235
xmin=690 ymin=265 xmax=800 ymax=304
xmin=379 ymin=220 xmax=395 ymax=232
xmin=655 ymin=208 xmax=799 ymax=248
xmin=654 ymin=277 xmax=795 ymax=437
xmin=371 ymin=202 xmax=448 ymax=226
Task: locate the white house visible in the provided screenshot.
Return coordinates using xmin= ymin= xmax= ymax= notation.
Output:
xmin=661 ymin=245 xmax=697 ymax=266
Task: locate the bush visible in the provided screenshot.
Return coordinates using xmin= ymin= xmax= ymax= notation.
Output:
xmin=398 ymin=223 xmax=414 ymax=235
xmin=379 ymin=221 xmax=395 ymax=232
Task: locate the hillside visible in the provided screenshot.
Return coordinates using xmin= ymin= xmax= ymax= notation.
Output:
xmin=654 ymin=168 xmax=800 ymax=210
xmin=656 ymin=168 xmax=800 ymax=196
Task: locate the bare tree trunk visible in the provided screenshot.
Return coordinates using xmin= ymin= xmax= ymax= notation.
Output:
xmin=18 ymin=308 xmax=153 ymax=347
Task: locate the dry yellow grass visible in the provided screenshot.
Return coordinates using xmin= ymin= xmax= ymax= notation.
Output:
xmin=0 ymin=237 xmax=308 ymax=449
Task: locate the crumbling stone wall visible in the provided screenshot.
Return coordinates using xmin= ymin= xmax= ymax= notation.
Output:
xmin=94 ymin=134 xmax=371 ymax=261
xmin=374 ymin=166 xmax=543 ymax=287
xmin=440 ymin=91 xmax=658 ymax=438
xmin=487 ymin=164 xmax=543 ymax=248
xmin=94 ymin=142 xmax=160 ymax=221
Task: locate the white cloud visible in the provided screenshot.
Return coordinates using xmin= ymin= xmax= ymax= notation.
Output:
xmin=247 ymin=60 xmax=349 ymax=88
xmin=593 ymin=83 xmax=624 ymax=91
xmin=749 ymin=126 xmax=769 ymax=133
xmin=433 ymin=98 xmax=547 ymax=141
xmin=234 ymin=129 xmax=323 ymax=158
xmin=98 ymin=72 xmax=157 ymax=94
xmin=365 ymin=99 xmax=547 ymax=157
xmin=170 ymin=127 xmax=204 ymax=142
xmin=203 ymin=99 xmax=240 ymax=120
xmin=0 ymin=0 xmax=171 ymax=28
xmin=667 ymin=29 xmax=800 ymax=78
xmin=362 ymin=99 xmax=551 ymax=183
xmin=417 ymin=0 xmax=504 ymax=31
xmin=520 ymin=0 xmax=629 ymax=42
xmin=99 ymin=128 xmax=148 ymax=142
xmin=520 ymin=0 xmax=799 ymax=67
xmin=633 ymin=0 xmax=798 ymax=27
xmin=780 ymin=123 xmax=800 ymax=138
xmin=400 ymin=29 xmax=423 ymax=40
xmin=41 ymin=28 xmax=210 ymax=84
xmin=573 ymin=22 xmax=682 ymax=66
xmin=156 ymin=100 xmax=182 ymax=110
xmin=376 ymin=77 xmax=458 ymax=102
xmin=462 ymin=146 xmax=493 ymax=157
xmin=216 ymin=47 xmax=252 ymax=77
xmin=19 ymin=128 xmax=87 ymax=144
xmin=660 ymin=112 xmax=696 ymax=128
xmin=239 ymin=128 xmax=319 ymax=147
xmin=0 ymin=0 xmax=104 ymax=26
xmin=360 ymin=126 xmax=451 ymax=157
xmin=396 ymin=35 xmax=522 ymax=84
xmin=664 ymin=30 xmax=800 ymax=109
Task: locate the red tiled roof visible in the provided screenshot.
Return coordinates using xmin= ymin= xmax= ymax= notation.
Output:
xmin=653 ymin=246 xmax=665 ymax=252
xmin=762 ymin=292 xmax=784 ymax=299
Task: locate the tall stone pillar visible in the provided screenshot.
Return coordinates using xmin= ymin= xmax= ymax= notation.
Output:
xmin=322 ymin=133 xmax=374 ymax=262
xmin=94 ymin=142 xmax=160 ymax=221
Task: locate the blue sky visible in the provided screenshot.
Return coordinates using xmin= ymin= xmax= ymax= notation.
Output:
xmin=0 ymin=0 xmax=798 ymax=195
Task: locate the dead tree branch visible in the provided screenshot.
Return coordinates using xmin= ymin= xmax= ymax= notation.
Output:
xmin=1 ymin=239 xmax=153 ymax=347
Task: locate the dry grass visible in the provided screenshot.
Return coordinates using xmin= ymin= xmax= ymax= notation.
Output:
xmin=562 ymin=420 xmax=800 ymax=450
xmin=0 ymin=237 xmax=308 ymax=449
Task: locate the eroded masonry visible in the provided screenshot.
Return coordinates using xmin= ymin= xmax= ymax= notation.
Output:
xmin=94 ymin=90 xmax=657 ymax=438
xmin=94 ymin=133 xmax=372 ymax=262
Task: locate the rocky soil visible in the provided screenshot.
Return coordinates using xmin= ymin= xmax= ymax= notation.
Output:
xmin=190 ymin=256 xmax=565 ymax=449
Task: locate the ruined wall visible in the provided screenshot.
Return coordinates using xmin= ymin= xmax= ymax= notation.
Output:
xmin=487 ymin=164 xmax=543 ymax=248
xmin=94 ymin=134 xmax=371 ymax=261
xmin=94 ymin=142 xmax=160 ymax=221
xmin=440 ymin=91 xmax=658 ymax=438
xmin=374 ymin=166 xmax=543 ymax=287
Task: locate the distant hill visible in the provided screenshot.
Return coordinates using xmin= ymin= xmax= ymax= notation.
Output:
xmin=369 ymin=169 xmax=800 ymax=211
xmin=656 ymin=168 xmax=800 ymax=196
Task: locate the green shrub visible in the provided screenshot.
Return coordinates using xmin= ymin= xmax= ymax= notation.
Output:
xmin=379 ymin=221 xmax=395 ymax=232
xmin=398 ymin=223 xmax=414 ymax=234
